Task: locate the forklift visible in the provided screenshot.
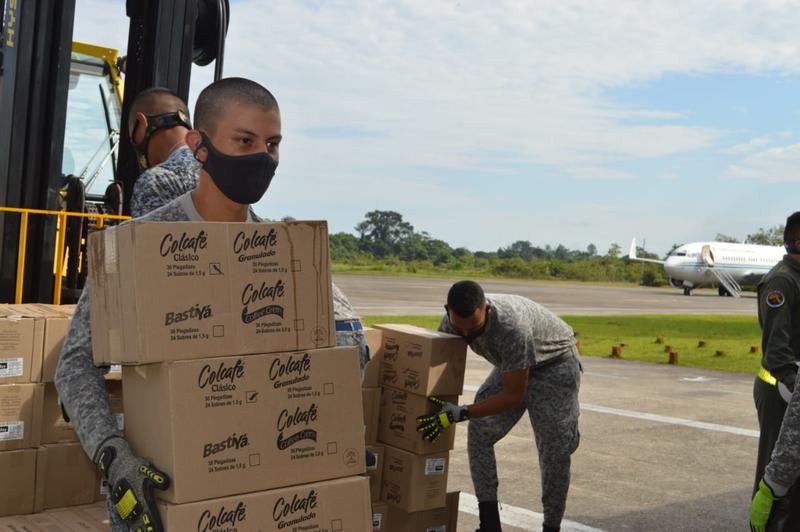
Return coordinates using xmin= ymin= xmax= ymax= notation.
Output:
xmin=0 ymin=0 xmax=229 ymax=305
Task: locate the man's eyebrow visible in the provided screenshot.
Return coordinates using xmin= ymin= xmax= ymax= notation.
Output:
xmin=268 ymin=134 xmax=283 ymax=142
xmin=233 ymin=127 xmax=258 ymax=137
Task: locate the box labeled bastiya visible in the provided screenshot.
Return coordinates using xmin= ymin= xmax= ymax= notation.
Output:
xmin=123 ymin=346 xmax=365 ymax=503
xmin=376 ymin=324 xmax=466 ymax=397
xmin=158 ymin=476 xmax=372 ymax=532
xmin=89 ymin=221 xmax=334 ymax=365
xmin=381 ymin=445 xmax=449 ymax=513
xmin=378 ymin=387 xmax=457 ymax=455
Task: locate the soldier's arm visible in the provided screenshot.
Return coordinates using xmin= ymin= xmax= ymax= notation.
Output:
xmin=53 ymin=287 xmax=120 ymax=460
xmin=130 ymin=172 xmax=163 ymax=218
xmin=764 ymin=371 xmax=800 ymax=496
xmin=760 ymin=276 xmax=799 ymax=377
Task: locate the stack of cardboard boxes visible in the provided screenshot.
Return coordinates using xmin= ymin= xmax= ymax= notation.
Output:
xmin=0 ymin=303 xmax=120 ymax=524
xmin=87 ymin=220 xmax=372 ymax=530
xmin=363 ymin=323 xmax=467 ymax=531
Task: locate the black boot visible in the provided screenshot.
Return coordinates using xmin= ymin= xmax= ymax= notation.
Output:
xmin=542 ymin=525 xmax=560 ymax=532
xmin=476 ymin=501 xmax=502 ymax=532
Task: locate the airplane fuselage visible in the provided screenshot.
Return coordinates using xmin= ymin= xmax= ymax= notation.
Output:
xmin=664 ymin=242 xmax=784 ymax=290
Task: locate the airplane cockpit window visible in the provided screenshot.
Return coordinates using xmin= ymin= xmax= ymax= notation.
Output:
xmin=670 ymin=250 xmax=687 ymax=257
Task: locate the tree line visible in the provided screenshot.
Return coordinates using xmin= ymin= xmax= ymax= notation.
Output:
xmin=330 ymin=210 xmax=669 ymax=285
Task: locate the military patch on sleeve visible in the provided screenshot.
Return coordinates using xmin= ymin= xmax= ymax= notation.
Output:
xmin=766 ymin=290 xmax=786 ymax=308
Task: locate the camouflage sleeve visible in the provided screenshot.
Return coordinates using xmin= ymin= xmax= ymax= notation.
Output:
xmin=53 ymin=287 xmax=120 ymax=461
xmin=131 ymin=172 xmax=168 ymax=218
xmin=764 ymin=371 xmax=800 ymax=495
xmin=332 ymin=282 xmax=358 ymax=321
xmin=760 ymin=276 xmax=798 ymax=375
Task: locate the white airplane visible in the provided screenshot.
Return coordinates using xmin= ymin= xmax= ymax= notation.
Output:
xmin=628 ymin=238 xmax=785 ymax=297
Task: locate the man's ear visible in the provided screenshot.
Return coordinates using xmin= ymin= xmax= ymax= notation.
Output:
xmin=185 ymin=130 xmax=205 ymax=162
xmin=129 ymin=112 xmax=147 ymax=144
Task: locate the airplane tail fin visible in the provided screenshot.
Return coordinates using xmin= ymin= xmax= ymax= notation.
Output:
xmin=627 ymin=238 xmax=666 ymax=264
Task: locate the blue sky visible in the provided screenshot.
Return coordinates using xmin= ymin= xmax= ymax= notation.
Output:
xmin=73 ymin=0 xmax=800 ymax=255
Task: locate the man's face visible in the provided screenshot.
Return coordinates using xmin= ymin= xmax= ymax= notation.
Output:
xmin=192 ymin=103 xmax=282 ymax=163
xmin=447 ymin=302 xmax=489 ymax=340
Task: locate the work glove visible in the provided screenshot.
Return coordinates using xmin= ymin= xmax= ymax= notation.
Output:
xmin=749 ymin=479 xmax=779 ymax=532
xmin=416 ymin=396 xmax=469 ymax=443
xmin=95 ymin=436 xmax=170 ymax=532
xmin=777 ymin=369 xmax=797 ymax=403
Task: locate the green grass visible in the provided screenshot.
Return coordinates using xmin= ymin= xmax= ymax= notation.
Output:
xmin=362 ymin=314 xmax=763 ymax=374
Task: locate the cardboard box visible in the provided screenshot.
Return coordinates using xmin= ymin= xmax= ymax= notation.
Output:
xmin=376 ymin=325 xmax=466 ymax=396
xmin=0 ymin=503 xmax=110 ymax=531
xmin=158 ymin=476 xmax=371 ymax=531
xmin=0 ymin=449 xmax=37 ymax=517
xmin=381 ymin=446 xmax=448 ymax=513
xmin=124 ymin=346 xmax=365 ymax=503
xmin=88 ymin=221 xmax=334 ymax=365
xmin=0 ymin=384 xmax=43 ymax=451
xmin=41 ymin=381 xmax=123 ymax=444
xmin=363 ymin=387 xmax=381 ymax=445
xmin=363 ymin=327 xmax=384 ymax=387
xmin=38 ymin=305 xmax=74 ymax=383
xmin=367 ymin=444 xmax=384 ymax=503
xmin=0 ymin=306 xmax=46 ymax=384
xmin=34 ymin=443 xmax=98 ymax=512
xmin=379 ymin=387 xmax=457 ymax=454
xmin=387 ymin=491 xmax=460 ymax=532
xmin=372 ymin=501 xmax=389 ymax=531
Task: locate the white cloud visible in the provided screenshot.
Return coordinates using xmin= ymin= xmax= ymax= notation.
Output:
xmin=721 ymin=135 xmax=772 ymax=154
xmin=726 ymin=143 xmax=800 ymax=182
xmin=72 ymin=0 xmax=800 ymax=252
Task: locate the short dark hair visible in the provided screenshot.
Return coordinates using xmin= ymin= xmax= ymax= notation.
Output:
xmin=194 ymin=77 xmax=279 ymax=133
xmin=785 ymin=212 xmax=800 ymax=244
xmin=127 ymin=87 xmax=188 ymax=133
xmin=447 ymin=280 xmax=485 ymax=318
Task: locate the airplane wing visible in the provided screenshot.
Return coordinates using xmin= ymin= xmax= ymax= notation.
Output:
xmin=627 ymin=238 xmax=665 ymax=264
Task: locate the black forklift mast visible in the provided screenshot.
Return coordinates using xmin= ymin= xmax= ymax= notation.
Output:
xmin=0 ymin=0 xmax=228 ymax=304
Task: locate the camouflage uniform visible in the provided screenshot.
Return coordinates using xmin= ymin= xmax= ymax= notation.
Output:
xmin=55 ymin=192 xmax=365 ymax=531
xmin=439 ymin=294 xmax=581 ymax=528
xmin=130 ymin=146 xmax=198 ymax=217
xmin=754 ymin=256 xmax=800 ymax=530
xmin=763 ymin=372 xmax=800 ymax=530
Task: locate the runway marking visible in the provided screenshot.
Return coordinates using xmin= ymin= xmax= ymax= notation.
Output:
xmin=462 ymin=385 xmax=758 ymax=438
xmin=459 ymin=492 xmax=606 ymax=532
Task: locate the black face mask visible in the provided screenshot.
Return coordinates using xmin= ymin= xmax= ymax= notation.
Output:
xmin=195 ymin=132 xmax=278 ymax=205
xmin=785 ymin=241 xmax=800 ymax=254
xmin=131 ymin=110 xmax=192 ymax=169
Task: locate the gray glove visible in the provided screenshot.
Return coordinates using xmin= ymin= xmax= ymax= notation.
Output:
xmin=95 ymin=436 xmax=170 ymax=532
xmin=778 ymin=370 xmax=797 ymax=403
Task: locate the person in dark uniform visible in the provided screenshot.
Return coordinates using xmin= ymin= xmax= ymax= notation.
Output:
xmin=752 ymin=211 xmax=800 ymax=531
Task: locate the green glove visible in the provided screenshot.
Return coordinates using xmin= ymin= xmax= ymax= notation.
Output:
xmin=415 ymin=396 xmax=469 ymax=443
xmin=96 ymin=436 xmax=170 ymax=532
xmin=750 ymin=479 xmax=778 ymax=532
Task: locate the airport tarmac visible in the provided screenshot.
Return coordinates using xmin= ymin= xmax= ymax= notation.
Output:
xmin=345 ymin=275 xmax=763 ymax=531
xmin=333 ymin=275 xmax=757 ymax=316
xmin=448 ymin=354 xmax=758 ymax=532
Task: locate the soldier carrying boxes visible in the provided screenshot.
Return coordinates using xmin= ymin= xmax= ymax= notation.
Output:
xmin=55 ymin=78 xmax=371 ymax=532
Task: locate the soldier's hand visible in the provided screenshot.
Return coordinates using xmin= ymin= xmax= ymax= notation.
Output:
xmin=749 ymin=479 xmax=779 ymax=532
xmin=777 ymin=369 xmax=797 ymax=403
xmin=96 ymin=436 xmax=170 ymax=532
xmin=415 ymin=396 xmax=469 ymax=443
